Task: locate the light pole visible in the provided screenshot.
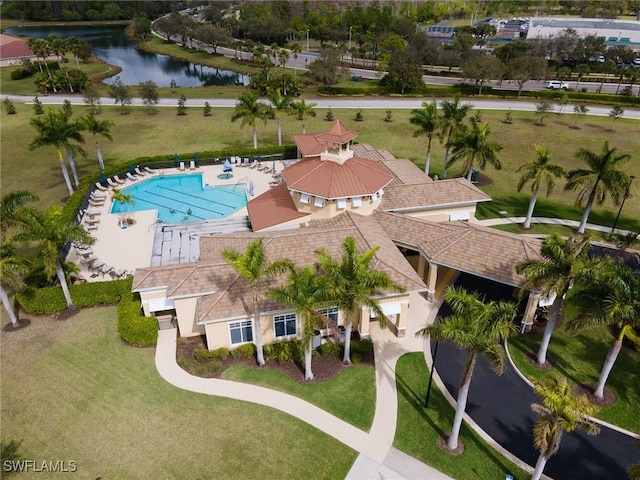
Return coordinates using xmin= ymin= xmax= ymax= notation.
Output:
xmin=424 ymin=339 xmax=439 ymax=408
xmin=306 ymin=29 xmax=310 ymax=52
xmin=610 ymin=175 xmax=635 ymax=235
xmin=348 ymin=26 xmax=352 ymax=51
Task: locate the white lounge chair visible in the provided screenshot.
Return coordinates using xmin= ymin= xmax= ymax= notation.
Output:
xmin=179 ymin=161 xmax=185 ymax=172
xmin=189 ymin=160 xmax=196 ymax=171
xmin=114 ymin=175 xmax=126 ymax=185
xmin=126 ymin=172 xmax=138 ymax=181
xmin=107 ymin=177 xmax=119 ymax=187
xmin=135 ymin=167 xmax=147 ymax=177
xmin=90 ymin=192 xmax=106 ymax=199
xmin=95 ymin=182 xmax=108 ymax=191
xmin=143 ymin=166 xmax=154 ymax=174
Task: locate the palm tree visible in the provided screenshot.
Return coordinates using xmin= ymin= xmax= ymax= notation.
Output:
xmin=230 ymin=92 xmax=271 ymax=150
xmin=315 ymin=236 xmax=404 ymax=365
xmin=291 ymin=43 xmax=302 ymax=75
xmin=569 ymin=258 xmax=640 ymax=399
xmin=29 ymin=108 xmax=86 ymax=196
xmin=290 ymin=98 xmax=317 ymax=134
xmin=267 ymin=89 xmax=292 ymax=147
xmin=417 ymin=286 xmax=517 ymax=451
xmin=267 ymin=265 xmax=326 ymax=380
xmin=409 ymin=99 xmax=440 ymax=177
xmin=565 ymin=142 xmax=631 ymax=234
xmin=438 ymin=96 xmax=473 ymax=178
xmin=517 ymin=145 xmax=566 ymax=229
xmin=448 ymin=117 xmax=503 ymax=182
xmin=222 ymin=239 xmax=292 ymax=366
xmin=0 ymin=190 xmax=38 ymax=328
xmin=15 ymin=205 xmax=94 ymax=309
xmin=278 ymin=50 xmax=290 ymax=95
xmin=0 ymin=243 xmax=30 ymax=328
xmin=530 ymin=374 xmax=600 ymax=480
xmin=83 ymin=112 xmax=114 ymax=171
xmin=111 ymin=188 xmax=135 ymax=227
xmin=516 ymin=233 xmax=592 ymax=366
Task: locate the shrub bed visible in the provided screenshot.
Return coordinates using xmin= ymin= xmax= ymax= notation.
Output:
xmin=17 ymin=279 xmax=132 ymax=315
xmin=117 ymin=291 xmax=157 ymax=346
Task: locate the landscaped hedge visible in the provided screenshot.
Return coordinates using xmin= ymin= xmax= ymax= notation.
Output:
xmin=117 ymin=291 xmax=157 ymax=346
xmin=17 ymin=279 xmax=133 ymax=315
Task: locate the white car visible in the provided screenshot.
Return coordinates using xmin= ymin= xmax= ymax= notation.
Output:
xmin=547 ymin=81 xmax=569 ymax=90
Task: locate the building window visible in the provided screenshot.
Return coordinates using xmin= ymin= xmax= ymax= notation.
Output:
xmin=229 ymin=320 xmax=253 ymax=345
xmin=337 ymin=198 xmax=347 ymax=209
xmin=352 ymin=196 xmax=362 ymax=207
xmin=274 ymin=313 xmax=297 ymax=338
xmin=314 ymin=196 xmax=325 ymax=207
xmin=300 ymin=193 xmax=310 ymax=204
xmin=318 ymin=307 xmax=339 ymax=324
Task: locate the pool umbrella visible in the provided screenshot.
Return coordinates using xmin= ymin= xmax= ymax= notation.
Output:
xmin=99 ymin=172 xmax=106 ymax=185
xmin=223 ymin=159 xmax=233 ymax=173
xmin=249 ymin=181 xmax=255 ymax=196
xmin=257 ymin=155 xmax=262 ymax=164
xmin=174 ymin=153 xmax=179 ymax=167
xmin=194 ymin=152 xmax=199 ymax=167
xmin=129 ymin=163 xmax=135 ymax=173
xmin=272 ymin=159 xmax=276 ymax=173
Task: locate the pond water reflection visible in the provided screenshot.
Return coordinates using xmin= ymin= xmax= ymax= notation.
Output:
xmin=5 ymin=25 xmax=250 ymax=87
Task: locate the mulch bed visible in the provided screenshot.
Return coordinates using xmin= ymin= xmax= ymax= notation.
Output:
xmin=2 ymin=318 xmax=31 ymax=332
xmin=176 ymin=335 xmax=374 ymax=384
xmin=574 ymin=382 xmax=617 ymax=406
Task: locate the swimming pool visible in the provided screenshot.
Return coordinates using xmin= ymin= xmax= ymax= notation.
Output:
xmin=110 ymin=174 xmax=248 ymax=223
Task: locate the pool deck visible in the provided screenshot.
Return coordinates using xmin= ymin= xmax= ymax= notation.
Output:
xmin=69 ymin=161 xmax=283 ymax=282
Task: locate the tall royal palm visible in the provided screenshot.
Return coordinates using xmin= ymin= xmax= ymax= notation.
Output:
xmin=15 ymin=205 xmax=94 ymax=309
xmin=417 ymin=286 xmax=517 ymax=451
xmin=29 ymin=108 xmax=86 ymax=196
xmin=1 ymin=190 xmax=39 ymax=238
xmin=530 ymin=375 xmax=600 ymax=480
xmin=516 ymin=233 xmax=592 ymax=366
xmin=290 ymin=98 xmax=317 ymax=134
xmin=267 ymin=89 xmax=292 ymax=147
xmin=565 ymin=141 xmax=631 ymax=234
xmin=267 ymin=265 xmax=326 ymax=380
xmin=517 ymin=145 xmax=566 ymax=229
xmin=231 ymin=91 xmax=271 ymax=150
xmin=0 ymin=243 xmax=30 ymax=328
xmin=83 ymin=112 xmax=114 ymax=171
xmin=315 ymin=236 xmax=404 ymax=365
xmin=569 ymin=258 xmax=640 ymax=399
xmin=438 ymin=96 xmax=473 ymax=178
xmin=449 ymin=117 xmax=503 ymax=182
xmin=409 ymin=99 xmax=440 ymax=177
xmin=222 ymin=239 xmax=291 ymax=366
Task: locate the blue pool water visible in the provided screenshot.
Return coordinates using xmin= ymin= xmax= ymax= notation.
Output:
xmin=110 ymin=174 xmax=247 ymax=223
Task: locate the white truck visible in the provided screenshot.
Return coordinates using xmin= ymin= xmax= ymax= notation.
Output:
xmin=547 ymin=80 xmax=570 ymax=90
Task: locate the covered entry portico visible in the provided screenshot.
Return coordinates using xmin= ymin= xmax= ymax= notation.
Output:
xmin=374 ymin=211 xmax=545 ymax=329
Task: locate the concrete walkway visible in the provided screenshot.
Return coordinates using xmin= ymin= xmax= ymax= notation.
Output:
xmin=154 ymin=292 xmax=454 ymax=480
xmin=477 ymin=216 xmax=635 ymax=237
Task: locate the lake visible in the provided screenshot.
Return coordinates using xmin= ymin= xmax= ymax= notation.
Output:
xmin=5 ymin=25 xmax=250 ymax=87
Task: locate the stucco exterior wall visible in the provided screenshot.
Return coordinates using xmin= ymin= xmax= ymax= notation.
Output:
xmin=174 ymin=297 xmax=205 ymax=337
xmin=291 ymin=191 xmax=381 ymax=218
xmin=138 ymin=289 xmax=167 ymax=317
xmin=404 ymin=205 xmax=477 ymax=223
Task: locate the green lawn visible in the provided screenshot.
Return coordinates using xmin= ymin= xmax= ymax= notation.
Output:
xmin=222 ymin=364 xmax=375 ymax=431
xmin=0 ymin=308 xmax=356 ymax=479
xmin=508 ymin=326 xmax=640 ymax=434
xmin=394 ymin=353 xmax=530 ymax=480
xmin=2 ymin=102 xmax=639 ymax=233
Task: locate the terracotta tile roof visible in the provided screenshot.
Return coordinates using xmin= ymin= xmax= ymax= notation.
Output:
xmin=292 ymin=133 xmax=326 ymax=157
xmin=283 ymin=157 xmax=393 ymax=199
xmin=373 ymin=211 xmax=543 ymax=286
xmin=316 ymin=119 xmax=359 ymax=144
xmin=133 ymin=261 xmax=235 ymax=297
xmin=0 ymin=34 xmax=34 ymax=60
xmin=381 ymin=178 xmax=491 ymax=211
xmin=246 ymin=182 xmax=309 ymax=232
xmin=292 ymin=120 xmax=359 ymax=157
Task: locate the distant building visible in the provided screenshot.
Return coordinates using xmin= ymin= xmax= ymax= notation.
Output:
xmin=526 ymin=17 xmax=640 ymax=51
xmin=0 ymin=34 xmax=35 ymax=67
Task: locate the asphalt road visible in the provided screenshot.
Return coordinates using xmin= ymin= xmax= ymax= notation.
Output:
xmin=433 ymin=273 xmax=640 ymax=480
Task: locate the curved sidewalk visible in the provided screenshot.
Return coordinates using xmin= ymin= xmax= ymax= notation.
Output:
xmin=155 ymin=302 xmax=453 ymax=480
xmin=477 ymin=216 xmax=635 ymax=237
